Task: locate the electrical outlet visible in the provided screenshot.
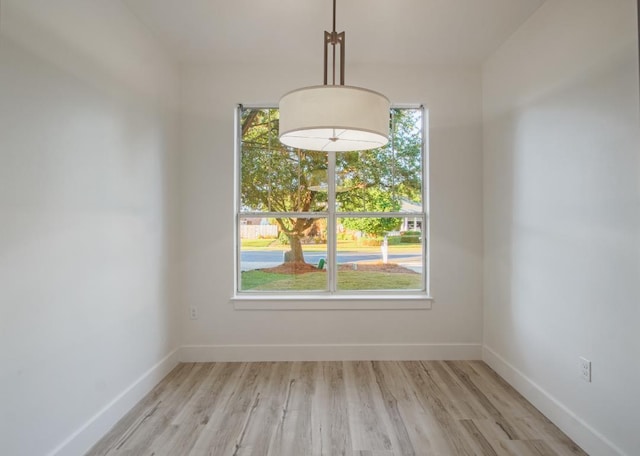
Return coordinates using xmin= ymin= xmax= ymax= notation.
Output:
xmin=579 ymin=357 xmax=591 ymax=382
xmin=189 ymin=306 xmax=198 ymax=320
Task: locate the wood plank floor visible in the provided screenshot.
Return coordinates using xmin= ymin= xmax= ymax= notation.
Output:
xmin=87 ymin=361 xmax=587 ymax=456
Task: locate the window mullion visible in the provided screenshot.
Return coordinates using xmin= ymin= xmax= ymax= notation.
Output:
xmin=327 ymin=152 xmax=337 ymax=293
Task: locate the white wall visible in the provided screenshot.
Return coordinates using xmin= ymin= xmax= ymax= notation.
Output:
xmin=178 ymin=62 xmax=484 ymax=360
xmin=0 ymin=2 xmax=180 ymax=455
xmin=483 ymin=1 xmax=640 ymax=454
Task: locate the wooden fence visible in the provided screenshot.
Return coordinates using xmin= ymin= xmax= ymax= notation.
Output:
xmin=240 ymin=224 xmax=278 ymax=239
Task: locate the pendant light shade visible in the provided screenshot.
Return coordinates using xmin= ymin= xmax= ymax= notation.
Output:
xmin=279 ymin=85 xmax=390 ymax=152
xmin=278 ymin=0 xmax=390 ymax=152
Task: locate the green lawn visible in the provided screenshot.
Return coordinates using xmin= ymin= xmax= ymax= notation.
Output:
xmin=241 ymin=238 xmax=277 ymax=248
xmin=240 ymin=238 xmax=422 ymax=291
xmin=240 ymin=269 xmax=422 ymax=291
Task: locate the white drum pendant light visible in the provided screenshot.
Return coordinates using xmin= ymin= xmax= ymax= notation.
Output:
xmin=279 ymin=0 xmax=390 ymax=152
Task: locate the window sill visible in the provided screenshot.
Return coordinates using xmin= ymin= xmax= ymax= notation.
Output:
xmin=231 ymin=294 xmax=433 ymax=310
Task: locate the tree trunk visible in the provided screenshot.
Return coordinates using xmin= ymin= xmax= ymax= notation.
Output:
xmin=283 ymin=233 xmax=305 ymax=263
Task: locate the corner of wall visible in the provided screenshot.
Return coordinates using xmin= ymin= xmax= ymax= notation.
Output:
xmin=49 ymin=350 xmax=180 ymax=456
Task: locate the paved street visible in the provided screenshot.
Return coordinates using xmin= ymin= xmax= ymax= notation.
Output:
xmin=240 ymin=250 xmax=422 ymax=273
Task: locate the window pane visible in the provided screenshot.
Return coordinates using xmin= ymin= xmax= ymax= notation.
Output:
xmin=336 ymin=108 xmax=423 ymax=213
xmin=239 ymin=216 xmax=328 ymax=292
xmin=236 ymin=106 xmax=428 ymax=297
xmin=240 ymin=108 xmax=328 ymax=213
xmin=336 ymin=217 xmax=424 ymax=291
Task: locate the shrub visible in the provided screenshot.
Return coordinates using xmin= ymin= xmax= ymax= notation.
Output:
xmin=359 ymin=237 xmax=383 ymax=247
xmin=337 ymin=232 xmax=352 ymax=241
xmin=398 ymin=230 xmax=421 ymax=244
xmin=387 ymin=236 xmax=402 ymax=245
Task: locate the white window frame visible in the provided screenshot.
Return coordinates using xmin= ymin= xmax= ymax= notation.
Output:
xmin=232 ymin=104 xmax=433 ymax=310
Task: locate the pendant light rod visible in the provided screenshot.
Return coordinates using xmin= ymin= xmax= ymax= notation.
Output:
xmin=332 ymin=0 xmax=336 ymax=32
xmin=323 ymin=0 xmax=345 ymax=86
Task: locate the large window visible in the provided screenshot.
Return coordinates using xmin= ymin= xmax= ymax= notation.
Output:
xmin=236 ymin=105 xmax=428 ymax=297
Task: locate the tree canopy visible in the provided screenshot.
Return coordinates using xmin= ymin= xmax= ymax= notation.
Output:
xmin=240 ymin=107 xmax=423 ymax=263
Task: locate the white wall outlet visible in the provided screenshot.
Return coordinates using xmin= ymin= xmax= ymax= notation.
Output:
xmin=579 ymin=357 xmax=591 ymax=382
xmin=189 ymin=306 xmax=198 ymax=320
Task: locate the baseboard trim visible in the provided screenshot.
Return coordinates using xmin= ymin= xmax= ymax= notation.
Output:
xmin=48 ymin=348 xmax=180 ymax=456
xmin=180 ymin=343 xmax=482 ymax=362
xmin=483 ymin=345 xmax=626 ymax=456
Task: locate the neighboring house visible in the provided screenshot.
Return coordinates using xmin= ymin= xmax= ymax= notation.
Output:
xmin=400 ymin=198 xmax=423 ymax=232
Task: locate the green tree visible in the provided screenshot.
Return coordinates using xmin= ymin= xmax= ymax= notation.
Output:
xmin=240 ymin=107 xmax=422 ymax=264
xmin=336 ymin=109 xmax=422 ymax=236
xmin=241 ymin=108 xmax=326 ymax=263
xmin=340 ymin=188 xmax=401 ymax=237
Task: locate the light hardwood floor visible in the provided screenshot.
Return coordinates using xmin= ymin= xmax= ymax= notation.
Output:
xmin=87 ymin=361 xmax=587 ymax=456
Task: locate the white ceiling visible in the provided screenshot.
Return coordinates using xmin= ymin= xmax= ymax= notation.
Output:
xmin=123 ymin=0 xmax=545 ymax=66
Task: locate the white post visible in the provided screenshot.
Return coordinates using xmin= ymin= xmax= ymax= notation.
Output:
xmin=381 ymin=235 xmax=388 ymax=264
